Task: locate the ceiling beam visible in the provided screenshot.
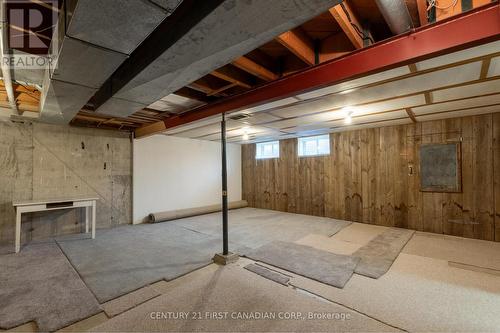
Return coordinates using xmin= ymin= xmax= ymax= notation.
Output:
xmin=276 ymin=28 xmax=316 ymax=65
xmin=188 ymin=75 xmax=235 ymax=97
xmin=406 ymin=108 xmax=418 ymax=123
xmin=207 ymin=82 xmax=238 ymax=96
xmin=480 ymin=57 xmax=491 ymax=79
xmin=135 ymin=3 xmax=500 ymax=138
xmin=319 ymin=32 xmax=352 ymax=63
xmin=408 ymin=63 xmax=418 ymax=73
xmin=211 ymin=65 xmax=254 ymax=89
xmin=328 ymin=1 xmax=368 ymax=49
xmin=416 ymin=0 xmax=428 ymax=26
xmin=0 ymin=81 xmax=40 ymax=113
xmin=188 ymin=83 xmax=225 ymax=97
xmin=174 ymin=87 xmax=216 ymax=103
xmin=232 ymin=56 xmax=279 ymax=81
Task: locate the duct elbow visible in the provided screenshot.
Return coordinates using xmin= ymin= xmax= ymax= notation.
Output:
xmin=375 ymin=0 xmax=413 ymax=35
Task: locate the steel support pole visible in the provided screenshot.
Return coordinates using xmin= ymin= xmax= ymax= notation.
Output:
xmin=221 ymin=113 xmax=228 ymax=255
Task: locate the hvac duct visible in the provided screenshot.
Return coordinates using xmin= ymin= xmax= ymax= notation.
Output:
xmin=39 ymin=0 xmax=181 ymax=124
xmin=94 ymin=0 xmax=344 ymax=118
xmin=374 ymin=0 xmax=413 ymax=35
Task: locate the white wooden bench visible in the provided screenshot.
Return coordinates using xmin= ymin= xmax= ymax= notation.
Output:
xmin=13 ymin=197 xmax=98 ymax=253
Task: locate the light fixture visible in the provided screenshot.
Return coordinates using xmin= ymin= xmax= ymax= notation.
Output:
xmin=242 ymin=126 xmax=250 ymax=141
xmin=342 ymin=106 xmax=355 ymax=125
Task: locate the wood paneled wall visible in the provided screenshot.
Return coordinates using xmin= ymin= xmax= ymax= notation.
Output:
xmin=242 ymin=113 xmax=500 ymax=242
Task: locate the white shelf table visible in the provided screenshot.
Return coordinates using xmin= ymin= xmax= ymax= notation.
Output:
xmin=13 ymin=197 xmax=98 ymax=253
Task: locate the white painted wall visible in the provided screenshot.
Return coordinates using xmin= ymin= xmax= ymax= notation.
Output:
xmin=133 ymin=134 xmax=242 ymax=224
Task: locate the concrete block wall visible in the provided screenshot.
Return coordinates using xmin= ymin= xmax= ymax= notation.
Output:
xmin=0 ymin=121 xmax=132 ymax=246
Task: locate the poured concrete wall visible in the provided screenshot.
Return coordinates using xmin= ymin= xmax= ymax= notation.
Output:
xmin=0 ymin=121 xmax=132 ymax=246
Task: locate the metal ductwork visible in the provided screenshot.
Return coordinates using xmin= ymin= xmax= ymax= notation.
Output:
xmin=39 ymin=0 xmax=182 ymax=124
xmin=93 ymin=0 xmax=344 ymax=118
xmin=374 ymin=0 xmax=413 ymax=35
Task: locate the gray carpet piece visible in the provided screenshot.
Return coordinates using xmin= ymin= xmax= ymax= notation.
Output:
xmin=0 ymin=243 xmax=101 ymax=332
xmin=244 ymin=263 xmax=290 ymax=285
xmin=53 ymin=208 xmax=350 ymax=305
xmin=353 ymin=228 xmax=415 ymax=278
xmin=171 ymin=208 xmax=352 ymax=250
xmin=246 ymin=241 xmax=360 ymax=288
xmin=56 ymin=223 xmax=237 ymax=303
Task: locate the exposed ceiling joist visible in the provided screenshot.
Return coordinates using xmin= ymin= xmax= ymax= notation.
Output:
xmin=0 ymin=81 xmax=40 ymax=113
xmin=207 ymin=82 xmax=238 ymax=96
xmin=319 ymin=32 xmax=352 ymax=63
xmin=329 ymin=1 xmax=368 ymax=49
xmin=415 ymin=0 xmax=428 ymax=26
xmin=211 ymin=66 xmax=254 ymax=89
xmin=189 ymin=81 xmax=228 ymax=97
xmin=406 ymin=108 xmax=418 ymax=123
xmin=232 ymin=56 xmax=279 ymax=81
xmin=480 ymin=58 xmax=492 ymax=79
xmin=174 ymin=87 xmax=216 ymax=103
xmin=134 ymin=3 xmax=500 ymax=138
xmin=276 ymin=28 xmax=316 ymax=65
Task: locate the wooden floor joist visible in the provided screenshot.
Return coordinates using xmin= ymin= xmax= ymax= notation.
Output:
xmin=276 ymin=28 xmax=316 ymax=66
xmin=232 ymin=56 xmax=279 ymax=81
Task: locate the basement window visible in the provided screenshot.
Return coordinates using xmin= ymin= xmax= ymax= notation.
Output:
xmin=298 ymin=134 xmax=330 ymax=157
xmin=256 ymin=141 xmax=280 ymax=159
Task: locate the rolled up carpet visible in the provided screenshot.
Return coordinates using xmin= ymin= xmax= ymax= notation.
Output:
xmin=149 ymin=200 xmax=248 ymax=223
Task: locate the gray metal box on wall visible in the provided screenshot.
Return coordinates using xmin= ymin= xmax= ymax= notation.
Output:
xmin=419 ymin=142 xmax=462 ymax=193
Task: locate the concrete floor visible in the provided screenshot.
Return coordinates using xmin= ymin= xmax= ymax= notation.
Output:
xmin=2 ymin=211 xmax=500 ymax=332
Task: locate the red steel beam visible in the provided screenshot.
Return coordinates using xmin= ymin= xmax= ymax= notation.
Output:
xmin=135 ymin=3 xmax=500 ymax=138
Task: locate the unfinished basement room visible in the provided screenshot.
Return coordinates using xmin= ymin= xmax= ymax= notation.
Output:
xmin=1 ymin=0 xmax=500 ymax=332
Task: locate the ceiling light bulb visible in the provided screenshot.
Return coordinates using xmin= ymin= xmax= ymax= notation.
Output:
xmin=342 ymin=106 xmax=355 ymax=125
xmin=242 ymin=133 xmax=249 ymax=141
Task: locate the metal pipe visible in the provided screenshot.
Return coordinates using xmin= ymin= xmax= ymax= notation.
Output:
xmin=221 ymin=113 xmax=228 ymax=255
xmin=0 ymin=0 xmax=18 ymax=114
xmin=374 ymin=0 xmax=413 ymax=35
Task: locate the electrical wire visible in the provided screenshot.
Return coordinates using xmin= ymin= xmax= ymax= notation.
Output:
xmin=339 ymin=3 xmax=375 ymax=45
xmin=427 ymin=0 xmax=459 ymax=11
